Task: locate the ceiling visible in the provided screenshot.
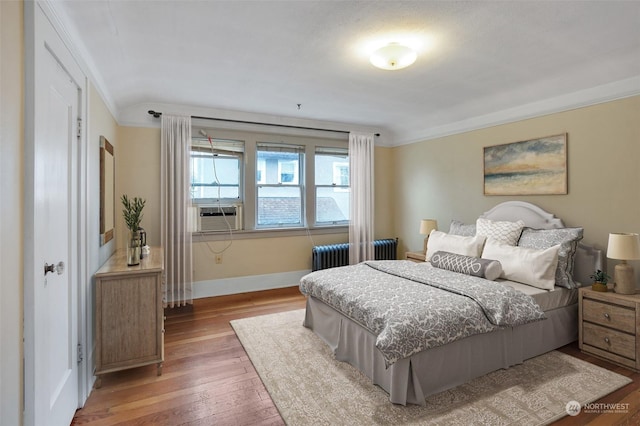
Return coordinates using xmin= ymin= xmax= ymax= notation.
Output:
xmin=49 ymin=0 xmax=640 ymax=145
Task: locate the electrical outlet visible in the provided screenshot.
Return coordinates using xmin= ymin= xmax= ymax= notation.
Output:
xmin=215 ymin=254 xmax=223 ymax=264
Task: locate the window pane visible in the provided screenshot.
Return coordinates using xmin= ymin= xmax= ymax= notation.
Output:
xmin=257 ymin=186 xmax=302 ymax=226
xmin=256 ymin=143 xmax=304 ymax=227
xmin=316 ymin=187 xmax=349 ymax=224
xmin=190 ymin=137 xmax=244 ymax=203
xmin=315 ymin=152 xmax=349 ymax=186
xmin=315 ymin=147 xmax=349 ymax=226
xmin=191 ymin=155 xmax=239 ymax=185
xmin=190 ymin=154 xmax=240 ymax=200
xmin=256 ymin=150 xmax=300 ymax=185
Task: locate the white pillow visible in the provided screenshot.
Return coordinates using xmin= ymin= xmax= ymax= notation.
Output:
xmin=476 ymin=218 xmax=525 ymax=245
xmin=426 ymin=230 xmax=486 ymax=261
xmin=482 ymin=240 xmax=560 ymax=290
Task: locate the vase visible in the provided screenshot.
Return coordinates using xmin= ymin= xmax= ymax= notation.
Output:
xmin=127 ymin=230 xmax=142 ymax=266
xmin=592 ymin=282 xmax=608 ymax=292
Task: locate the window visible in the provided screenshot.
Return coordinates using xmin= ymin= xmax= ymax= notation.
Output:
xmin=190 ymin=138 xmax=244 ymax=204
xmin=315 ymin=147 xmax=349 ymax=225
xmin=256 ymin=143 xmax=304 ymax=228
xmin=190 ymin=128 xmax=350 ymax=233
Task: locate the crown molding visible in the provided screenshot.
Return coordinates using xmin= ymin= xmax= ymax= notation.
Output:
xmin=392 ymin=76 xmax=640 ymax=146
xmin=117 ymin=102 xmax=393 ymax=145
xmin=39 ymin=0 xmax=119 ymax=121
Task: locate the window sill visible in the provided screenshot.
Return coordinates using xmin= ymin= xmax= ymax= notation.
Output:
xmin=192 ymin=226 xmax=348 ymax=242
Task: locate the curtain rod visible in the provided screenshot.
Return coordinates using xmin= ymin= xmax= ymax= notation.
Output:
xmin=147 ymin=110 xmax=380 ymax=137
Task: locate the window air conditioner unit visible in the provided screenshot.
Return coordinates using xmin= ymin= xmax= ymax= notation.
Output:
xmin=197 ymin=204 xmax=243 ymax=232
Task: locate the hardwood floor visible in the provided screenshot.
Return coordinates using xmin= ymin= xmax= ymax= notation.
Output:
xmin=73 ymin=287 xmax=640 ymax=425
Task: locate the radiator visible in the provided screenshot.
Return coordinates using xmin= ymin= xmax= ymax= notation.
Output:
xmin=311 ymin=238 xmax=398 ymax=271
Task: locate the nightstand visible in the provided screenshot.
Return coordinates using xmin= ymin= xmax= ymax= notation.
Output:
xmin=405 ymin=251 xmax=426 ymax=263
xmin=579 ymin=287 xmax=640 ymax=371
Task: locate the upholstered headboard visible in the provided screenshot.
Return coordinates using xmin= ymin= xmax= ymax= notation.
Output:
xmin=479 ymin=201 xmax=603 ymax=286
xmin=480 ymin=201 xmax=564 ymax=230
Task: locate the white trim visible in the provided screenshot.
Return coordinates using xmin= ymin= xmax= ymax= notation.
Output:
xmin=24 ymin=2 xmax=89 ymax=423
xmin=40 ymin=0 xmax=118 ymax=121
xmin=192 ymin=225 xmax=348 ymax=243
xmin=76 ymin=74 xmax=92 ymax=405
xmin=118 ymin=102 xmax=390 ymax=143
xmin=89 ymin=77 xmax=640 ymax=148
xmin=394 ymin=76 xmax=640 ymax=146
xmin=192 ymin=270 xmax=309 ymax=299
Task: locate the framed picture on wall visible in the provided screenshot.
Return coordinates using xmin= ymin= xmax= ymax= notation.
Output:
xmin=100 ymin=136 xmax=115 ymax=245
xmin=483 ymin=133 xmax=567 ymax=196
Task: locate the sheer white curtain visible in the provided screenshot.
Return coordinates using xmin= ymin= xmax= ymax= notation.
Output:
xmin=161 ymin=114 xmax=193 ymax=307
xmin=349 ymin=132 xmax=375 ymax=264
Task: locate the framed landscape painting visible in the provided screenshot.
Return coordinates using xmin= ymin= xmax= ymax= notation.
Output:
xmin=483 ymin=133 xmax=567 ymax=195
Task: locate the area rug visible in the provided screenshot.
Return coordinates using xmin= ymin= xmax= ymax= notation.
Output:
xmin=230 ymin=309 xmax=632 ymax=425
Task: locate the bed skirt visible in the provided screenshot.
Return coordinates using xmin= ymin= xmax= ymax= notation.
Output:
xmin=303 ymin=296 xmax=578 ymax=405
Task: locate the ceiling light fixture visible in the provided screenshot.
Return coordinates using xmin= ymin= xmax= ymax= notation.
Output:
xmin=370 ymin=42 xmax=417 ymax=70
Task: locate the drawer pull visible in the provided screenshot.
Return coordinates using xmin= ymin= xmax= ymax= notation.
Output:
xmin=604 ymin=313 xmax=610 ymax=319
xmin=604 ymin=337 xmax=610 ymax=344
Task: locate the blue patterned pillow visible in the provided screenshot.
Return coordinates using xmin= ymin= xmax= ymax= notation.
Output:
xmin=430 ymin=251 xmax=502 ymax=281
xmin=517 ymin=227 xmax=584 ymax=289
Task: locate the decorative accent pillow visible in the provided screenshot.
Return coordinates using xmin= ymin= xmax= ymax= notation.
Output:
xmin=476 ymin=218 xmax=525 ymax=245
xmin=517 ymin=227 xmax=584 ymax=289
xmin=431 ymin=251 xmax=502 ymax=281
xmin=426 ymin=230 xmax=486 ymax=262
xmin=449 ymin=220 xmax=476 ymax=237
xmin=482 ymin=240 xmax=560 ymax=290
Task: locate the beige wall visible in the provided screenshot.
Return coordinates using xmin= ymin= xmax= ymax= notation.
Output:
xmin=115 ymin=128 xmax=394 ymax=284
xmin=89 ymin=84 xmax=119 ymax=264
xmin=193 ymin=233 xmax=347 ymax=281
xmin=374 ymin=146 xmax=395 ymax=239
xmin=191 ymin=146 xmax=393 ymax=282
xmin=116 ymin=126 xmax=162 ymax=248
xmin=116 ymin=98 xmax=640 ymax=287
xmin=0 ymin=1 xmax=24 ymax=423
xmin=392 ymin=96 xmax=640 ymax=279
xmin=87 ymin=83 xmax=119 ymax=388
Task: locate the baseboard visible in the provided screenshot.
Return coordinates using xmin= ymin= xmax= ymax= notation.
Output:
xmin=192 ymin=269 xmax=311 ymax=299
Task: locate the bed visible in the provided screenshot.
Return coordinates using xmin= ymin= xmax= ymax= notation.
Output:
xmin=299 ymin=201 xmax=603 ymax=405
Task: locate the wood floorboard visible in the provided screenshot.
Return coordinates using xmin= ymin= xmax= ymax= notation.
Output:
xmin=73 ymin=286 xmax=639 ymax=425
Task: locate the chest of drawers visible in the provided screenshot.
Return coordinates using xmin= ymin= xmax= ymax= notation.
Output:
xmin=94 ymin=247 xmax=164 ymax=387
xmin=579 ymin=287 xmax=640 ymax=371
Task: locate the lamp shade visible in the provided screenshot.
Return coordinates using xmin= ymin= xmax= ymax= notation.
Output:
xmin=420 ymin=219 xmax=438 ymax=235
xmin=607 ymin=233 xmax=640 ymax=260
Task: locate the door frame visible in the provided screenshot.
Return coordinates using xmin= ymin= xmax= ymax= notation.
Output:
xmin=24 ymin=2 xmax=90 ymax=424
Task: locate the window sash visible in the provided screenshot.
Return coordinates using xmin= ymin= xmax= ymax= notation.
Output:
xmin=314 ymin=146 xmax=350 ymax=226
xmin=315 ymin=185 xmax=349 ymax=225
xmin=255 ymin=142 xmax=305 ymax=228
xmin=256 ymin=185 xmax=303 ymax=228
xmin=190 ymin=139 xmax=244 ymax=204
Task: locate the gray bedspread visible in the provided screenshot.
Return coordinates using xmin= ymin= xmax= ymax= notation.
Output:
xmin=299 ymin=260 xmax=545 ymax=367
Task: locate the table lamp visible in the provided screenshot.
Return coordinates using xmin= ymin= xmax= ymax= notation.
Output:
xmin=420 ymin=219 xmax=438 ymax=253
xmin=607 ymin=233 xmax=640 ymax=295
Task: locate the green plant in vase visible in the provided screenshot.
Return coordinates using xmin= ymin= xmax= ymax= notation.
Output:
xmin=121 ymin=195 xmax=146 ymax=265
xmin=589 ymin=269 xmax=610 ymax=292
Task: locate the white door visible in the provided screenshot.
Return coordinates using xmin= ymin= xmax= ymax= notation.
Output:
xmin=25 ymin=10 xmax=81 ymax=424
